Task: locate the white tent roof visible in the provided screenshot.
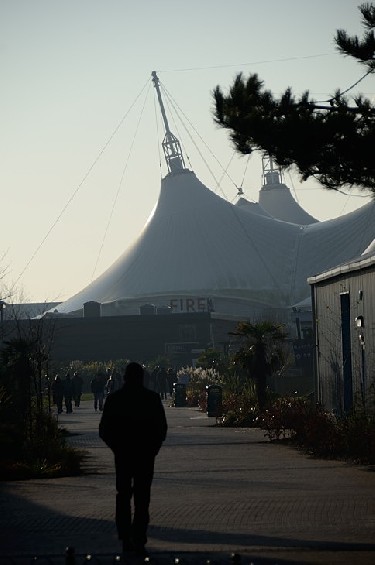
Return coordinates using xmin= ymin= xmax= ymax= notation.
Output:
xmin=308 ymin=236 xmax=375 ymax=285
xmin=250 ymin=160 xmax=319 ymax=225
xmin=235 ymin=197 xmax=273 ymax=218
xmin=50 ymin=167 xmax=375 ymax=318
xmin=258 ymin=179 xmax=318 ymax=225
xmin=236 ymin=166 xmax=318 ymax=226
xmin=362 ymin=238 xmax=375 ymax=257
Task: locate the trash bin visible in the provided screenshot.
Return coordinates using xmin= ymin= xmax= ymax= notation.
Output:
xmin=206 ymin=384 xmax=223 ymax=417
xmin=173 ymin=382 xmax=187 ymax=407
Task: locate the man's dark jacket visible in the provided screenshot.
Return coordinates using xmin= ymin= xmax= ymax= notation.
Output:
xmin=99 ymin=383 xmax=167 ymax=456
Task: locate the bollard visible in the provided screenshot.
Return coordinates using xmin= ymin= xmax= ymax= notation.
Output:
xmin=206 ymin=384 xmax=223 ymax=418
xmin=172 ymin=383 xmax=187 ymax=407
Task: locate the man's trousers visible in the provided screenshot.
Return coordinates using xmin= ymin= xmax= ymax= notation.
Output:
xmin=114 ymin=453 xmax=155 ymax=548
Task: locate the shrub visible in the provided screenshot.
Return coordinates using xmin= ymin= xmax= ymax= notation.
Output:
xmin=0 ymin=392 xmax=84 ymax=480
xmin=220 ymin=377 xmax=260 ymax=427
xmin=260 ymin=396 xmax=375 ymax=465
xmin=338 ymin=412 xmax=375 ymax=464
xmin=177 ymin=366 xmax=222 ymax=408
xmin=0 ymin=410 xmax=85 ymax=480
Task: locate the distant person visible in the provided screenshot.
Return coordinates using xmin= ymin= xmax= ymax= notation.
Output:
xmin=63 ymin=372 xmax=74 ymax=414
xmin=167 ymin=367 xmax=176 ymax=396
xmin=72 ymin=371 xmax=83 ymax=407
xmin=106 ymin=366 xmax=123 ymax=396
xmin=91 ymin=373 xmax=106 ymax=411
xmin=112 ymin=370 xmax=122 ymax=391
xmin=157 ymin=366 xmax=169 ymax=399
xmin=143 ymin=366 xmax=152 ymax=390
xmin=106 ymin=374 xmax=116 ymax=396
xmin=99 ymin=362 xmax=168 ymax=557
xmin=104 ymin=367 xmax=113 ymax=396
xmin=149 ymin=366 xmax=159 ymax=392
xmin=51 ymin=375 xmax=64 ymax=414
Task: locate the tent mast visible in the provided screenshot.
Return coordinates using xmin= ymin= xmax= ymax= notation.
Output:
xmin=152 ymin=71 xmax=185 ymax=174
xmin=262 ymin=153 xmax=283 ymax=186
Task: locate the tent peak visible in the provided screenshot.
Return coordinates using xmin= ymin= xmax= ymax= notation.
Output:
xmin=152 ymin=71 xmax=186 ymax=174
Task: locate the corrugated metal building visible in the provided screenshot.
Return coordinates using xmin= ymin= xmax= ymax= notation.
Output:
xmin=308 ymin=242 xmax=375 ymax=413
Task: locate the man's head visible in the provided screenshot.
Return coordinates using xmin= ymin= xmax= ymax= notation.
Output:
xmin=124 ymin=362 xmax=144 ymax=386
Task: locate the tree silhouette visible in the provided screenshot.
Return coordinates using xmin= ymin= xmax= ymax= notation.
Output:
xmin=213 ymin=3 xmax=375 ymax=191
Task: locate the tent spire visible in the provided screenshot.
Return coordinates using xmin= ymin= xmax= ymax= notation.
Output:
xmin=152 ymin=71 xmax=185 ymax=174
xmin=262 ymin=154 xmax=283 ymax=186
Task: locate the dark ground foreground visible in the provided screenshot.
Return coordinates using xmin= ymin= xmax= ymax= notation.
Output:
xmin=0 ymin=400 xmax=374 ymax=565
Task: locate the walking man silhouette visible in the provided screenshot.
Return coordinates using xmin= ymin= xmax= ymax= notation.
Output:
xmin=99 ymin=362 xmax=167 ymax=556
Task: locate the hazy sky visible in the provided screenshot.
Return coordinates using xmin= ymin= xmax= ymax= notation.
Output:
xmin=1 ymin=0 xmax=373 ymax=303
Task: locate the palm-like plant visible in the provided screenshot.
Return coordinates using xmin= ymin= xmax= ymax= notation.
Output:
xmin=230 ymin=321 xmax=287 ymax=410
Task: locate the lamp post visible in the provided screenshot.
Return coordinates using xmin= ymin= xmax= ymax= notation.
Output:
xmin=356 ymin=316 xmax=366 ymax=407
xmin=0 ymin=300 xmax=6 ymax=339
xmin=0 ymin=300 xmax=5 ymax=323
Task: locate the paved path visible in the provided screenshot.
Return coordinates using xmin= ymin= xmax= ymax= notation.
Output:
xmin=0 ymin=400 xmax=374 ymax=564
